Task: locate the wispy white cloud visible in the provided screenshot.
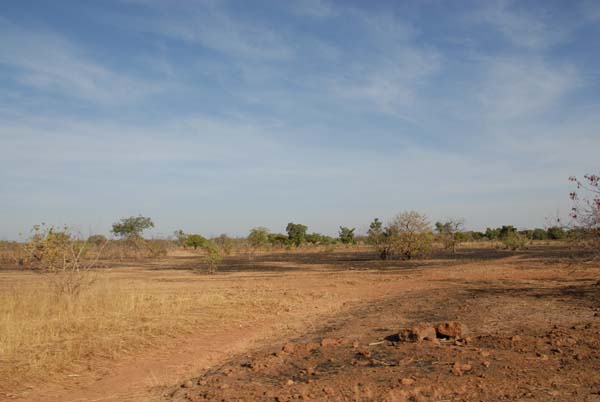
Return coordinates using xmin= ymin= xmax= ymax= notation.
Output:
xmin=0 ymin=19 xmax=162 ymax=103
xmin=327 ymin=12 xmax=441 ymax=116
xmin=477 ymin=56 xmax=579 ymax=120
xmin=126 ymin=2 xmax=294 ymax=61
xmin=473 ymin=0 xmax=570 ymax=49
xmin=289 ymin=0 xmax=336 ymax=18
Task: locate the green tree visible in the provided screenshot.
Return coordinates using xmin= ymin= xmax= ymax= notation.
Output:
xmin=470 ymin=231 xmax=485 ymax=241
xmin=499 ymin=225 xmax=517 ymax=239
xmin=484 ymin=227 xmax=500 ymax=240
xmin=306 ymin=233 xmax=335 ymax=245
xmin=248 ymin=227 xmax=270 ymax=249
xmin=532 ymin=228 xmax=548 ymax=240
xmin=502 ymin=232 xmax=528 ymax=250
xmin=173 ymin=229 xmax=188 ymax=246
xmin=268 ymin=233 xmax=289 ymax=247
xmin=111 ymin=215 xmax=154 ymax=240
xmin=286 ymin=222 xmax=308 ymax=246
xmin=338 ymin=226 xmax=356 ymax=244
xmin=520 ymin=230 xmax=534 ymax=240
xmin=547 ymin=226 xmax=566 ymax=240
xmin=434 ymin=218 xmax=464 ymax=252
xmin=367 ymin=218 xmax=384 ymax=245
xmin=185 ymin=234 xmax=207 ymax=249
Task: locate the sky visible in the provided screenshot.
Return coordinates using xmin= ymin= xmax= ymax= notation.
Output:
xmin=1 ymin=0 xmax=599 ymax=240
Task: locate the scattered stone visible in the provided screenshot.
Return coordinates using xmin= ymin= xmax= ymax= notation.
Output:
xmin=282 ymin=343 xmax=295 ymax=353
xmin=305 ymin=342 xmax=320 ymax=352
xmin=511 ymin=335 xmax=522 ymax=342
xmin=436 ymin=321 xmax=468 ymax=339
xmin=286 ymin=379 xmax=294 ymax=386
xmin=398 ymin=323 xmax=437 ymax=342
xmin=480 ymin=350 xmax=491 ymax=357
xmin=482 ymin=361 xmax=491 ymax=368
xmin=400 ymin=378 xmax=415 ymax=385
xmin=320 ymin=338 xmax=340 ymax=347
xmin=357 ymin=349 xmax=372 ymax=358
xmin=352 ymin=340 xmax=360 ymax=349
xmin=323 ymin=386 xmax=336 ymax=396
xmin=182 ymin=380 xmax=194 ymax=388
xmin=452 ymin=362 xmax=473 ymax=376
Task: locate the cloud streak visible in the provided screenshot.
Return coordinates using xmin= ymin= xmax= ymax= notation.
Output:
xmin=0 ymin=19 xmax=162 ymax=104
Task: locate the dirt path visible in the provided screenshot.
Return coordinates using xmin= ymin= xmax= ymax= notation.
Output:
xmin=6 ymin=265 xmax=431 ymax=401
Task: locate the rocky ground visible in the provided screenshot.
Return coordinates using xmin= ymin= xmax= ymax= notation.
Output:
xmin=170 ymin=258 xmax=600 ymax=402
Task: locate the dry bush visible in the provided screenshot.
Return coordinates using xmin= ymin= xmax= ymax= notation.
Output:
xmin=88 ymin=239 xmax=173 ymax=261
xmin=568 ymin=173 xmax=599 ymax=252
xmin=0 ymin=241 xmax=24 ymax=267
xmin=21 ymin=224 xmax=105 ymax=297
xmin=378 ymin=211 xmax=433 ymax=260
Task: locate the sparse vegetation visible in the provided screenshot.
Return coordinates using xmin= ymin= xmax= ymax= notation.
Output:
xmin=21 ymin=224 xmax=105 ymax=297
xmin=214 ymin=234 xmax=234 ymax=255
xmin=501 ymin=231 xmax=528 ymax=250
xmin=338 ymin=226 xmax=356 ymax=244
xmin=367 ymin=218 xmax=384 ymax=246
xmin=204 ymin=240 xmax=222 ymax=274
xmin=435 ymin=218 xmax=465 ymax=252
xmin=248 ymin=227 xmax=270 ymax=250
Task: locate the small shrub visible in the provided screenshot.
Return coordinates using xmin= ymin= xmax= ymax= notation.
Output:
xmin=501 ymin=232 xmax=528 ymax=250
xmin=268 ymin=233 xmax=289 ymax=248
xmin=213 ymin=234 xmax=234 ymax=255
xmin=22 ymin=224 xmax=104 ymax=297
xmin=338 ymin=226 xmax=356 ymax=244
xmin=204 ymin=241 xmax=221 ymax=274
xmin=248 ymin=227 xmax=269 ymax=249
xmin=435 ymin=219 xmax=465 ymax=252
xmin=87 ymin=234 xmax=108 ymax=246
xmin=185 ymin=234 xmax=207 ymax=250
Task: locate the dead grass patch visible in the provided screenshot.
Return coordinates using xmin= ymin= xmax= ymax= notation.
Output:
xmin=0 ymin=272 xmax=288 ymax=390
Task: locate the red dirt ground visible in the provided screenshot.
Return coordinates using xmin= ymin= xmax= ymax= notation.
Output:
xmin=4 ymin=246 xmax=600 ymax=402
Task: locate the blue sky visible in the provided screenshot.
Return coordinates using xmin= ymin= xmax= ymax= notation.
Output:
xmin=1 ymin=0 xmax=599 ymax=239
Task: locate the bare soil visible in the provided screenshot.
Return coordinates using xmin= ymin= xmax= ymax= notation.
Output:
xmin=3 ymin=246 xmax=600 ymax=401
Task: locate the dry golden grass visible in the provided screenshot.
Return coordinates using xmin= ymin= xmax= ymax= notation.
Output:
xmin=0 ymin=270 xmax=288 ymax=390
